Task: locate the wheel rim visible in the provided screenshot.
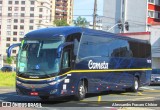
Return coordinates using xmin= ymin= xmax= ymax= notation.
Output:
xmin=135 ymin=80 xmax=138 ymax=90
xmin=79 ymin=85 xmax=85 ymax=97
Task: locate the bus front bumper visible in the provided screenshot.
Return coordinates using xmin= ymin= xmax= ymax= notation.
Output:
xmin=16 ymin=84 xmax=60 ymax=97
xmin=16 ymin=83 xmax=75 ymax=97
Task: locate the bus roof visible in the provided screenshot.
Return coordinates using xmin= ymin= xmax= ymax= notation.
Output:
xmin=24 ymin=26 xmax=149 ymax=43
xmin=24 ymin=26 xmax=82 ymax=40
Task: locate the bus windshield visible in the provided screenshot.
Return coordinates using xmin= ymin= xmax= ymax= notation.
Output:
xmin=17 ymin=39 xmax=63 ymax=76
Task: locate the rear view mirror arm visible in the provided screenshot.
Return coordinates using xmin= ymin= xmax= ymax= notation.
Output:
xmin=7 ymin=43 xmax=21 ymax=57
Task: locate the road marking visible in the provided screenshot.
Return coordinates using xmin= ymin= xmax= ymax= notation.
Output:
xmin=143 ymin=90 xmax=160 ymax=92
xmin=137 ymin=92 xmax=143 ymax=96
xmin=98 ymin=96 xmax=101 ymax=102
xmin=120 ymin=92 xmax=145 ymax=96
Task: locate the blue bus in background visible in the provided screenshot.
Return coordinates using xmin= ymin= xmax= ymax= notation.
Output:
xmin=8 ymin=27 xmax=151 ymax=100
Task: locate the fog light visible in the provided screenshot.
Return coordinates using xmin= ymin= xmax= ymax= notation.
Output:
xmin=61 ymin=90 xmax=67 ymax=94
xmin=97 ymin=88 xmax=100 ymax=90
xmin=50 ymin=89 xmax=57 ymax=94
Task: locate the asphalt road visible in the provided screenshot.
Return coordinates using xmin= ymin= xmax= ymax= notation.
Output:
xmin=0 ymin=85 xmax=160 ymax=110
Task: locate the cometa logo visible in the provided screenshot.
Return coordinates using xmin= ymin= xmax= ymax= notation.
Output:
xmin=88 ymin=60 xmax=109 ymax=69
xmin=29 ymin=76 xmax=39 ymax=78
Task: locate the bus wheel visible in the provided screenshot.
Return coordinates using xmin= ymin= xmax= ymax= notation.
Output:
xmin=126 ymin=77 xmax=139 ymax=92
xmin=39 ymin=96 xmax=49 ymax=100
xmin=75 ymin=80 xmax=87 ymax=100
xmin=131 ymin=77 xmax=139 ymax=92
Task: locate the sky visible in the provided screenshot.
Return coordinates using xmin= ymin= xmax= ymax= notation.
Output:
xmin=74 ymin=0 xmax=104 ymax=22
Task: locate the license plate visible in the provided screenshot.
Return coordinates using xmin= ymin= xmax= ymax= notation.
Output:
xmin=30 ymin=92 xmax=38 ymax=96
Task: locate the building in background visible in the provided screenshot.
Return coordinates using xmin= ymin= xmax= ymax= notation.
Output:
xmin=0 ymin=0 xmax=74 ymax=67
xmin=0 ymin=0 xmax=52 ymax=59
xmin=0 ymin=0 xmax=74 ymax=63
xmin=148 ymin=0 xmax=160 ymax=24
xmin=119 ymin=30 xmax=160 ymax=69
xmin=150 ymin=24 xmax=160 ymax=69
xmin=55 ymin=0 xmax=73 ymax=24
xmin=103 ymin=0 xmax=160 ymax=33
xmin=103 ymin=0 xmax=160 ymax=69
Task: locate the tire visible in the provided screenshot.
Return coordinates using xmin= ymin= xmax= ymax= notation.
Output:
xmin=75 ymin=80 xmax=87 ymax=101
xmin=39 ymin=96 xmax=49 ymax=100
xmin=131 ymin=77 xmax=139 ymax=92
xmin=126 ymin=77 xmax=139 ymax=92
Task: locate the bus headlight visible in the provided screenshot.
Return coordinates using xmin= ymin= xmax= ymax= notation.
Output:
xmin=16 ymin=80 xmax=22 ymax=85
xmin=49 ymin=81 xmax=57 ymax=85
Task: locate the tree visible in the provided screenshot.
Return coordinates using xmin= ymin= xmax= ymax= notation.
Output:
xmin=54 ymin=19 xmax=69 ymax=26
xmin=74 ymin=16 xmax=88 ymax=27
xmin=6 ymin=57 xmax=14 ymax=65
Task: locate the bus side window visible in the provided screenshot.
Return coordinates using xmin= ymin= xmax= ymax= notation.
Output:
xmin=62 ymin=50 xmax=70 ymax=69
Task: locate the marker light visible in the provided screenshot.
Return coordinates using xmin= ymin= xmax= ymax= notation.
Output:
xmin=97 ymin=88 xmax=100 ymax=90
xmin=107 ymin=86 xmax=110 ymax=89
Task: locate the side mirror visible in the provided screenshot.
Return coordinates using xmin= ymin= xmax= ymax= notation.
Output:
xmin=7 ymin=43 xmax=21 ymax=57
xmin=57 ymin=42 xmax=73 ymax=58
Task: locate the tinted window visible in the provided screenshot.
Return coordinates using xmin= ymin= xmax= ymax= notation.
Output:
xmin=78 ymin=35 xmax=110 ymax=60
xmin=106 ymin=39 xmax=131 ymax=57
xmin=62 ymin=50 xmax=70 ymax=69
xmin=66 ymin=33 xmax=81 ymax=42
xmin=129 ymin=41 xmax=151 ymax=58
xmin=119 ymin=47 xmax=130 ymax=57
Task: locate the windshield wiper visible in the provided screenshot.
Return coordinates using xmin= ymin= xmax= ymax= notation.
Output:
xmin=26 ymin=70 xmax=41 ymax=75
xmin=18 ymin=69 xmax=55 ymax=78
xmin=37 ymin=42 xmax=42 ymax=57
xmin=31 ymin=68 xmax=51 ymax=76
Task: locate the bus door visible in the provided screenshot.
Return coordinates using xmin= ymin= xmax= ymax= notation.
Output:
xmin=60 ymin=45 xmax=73 ymax=74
